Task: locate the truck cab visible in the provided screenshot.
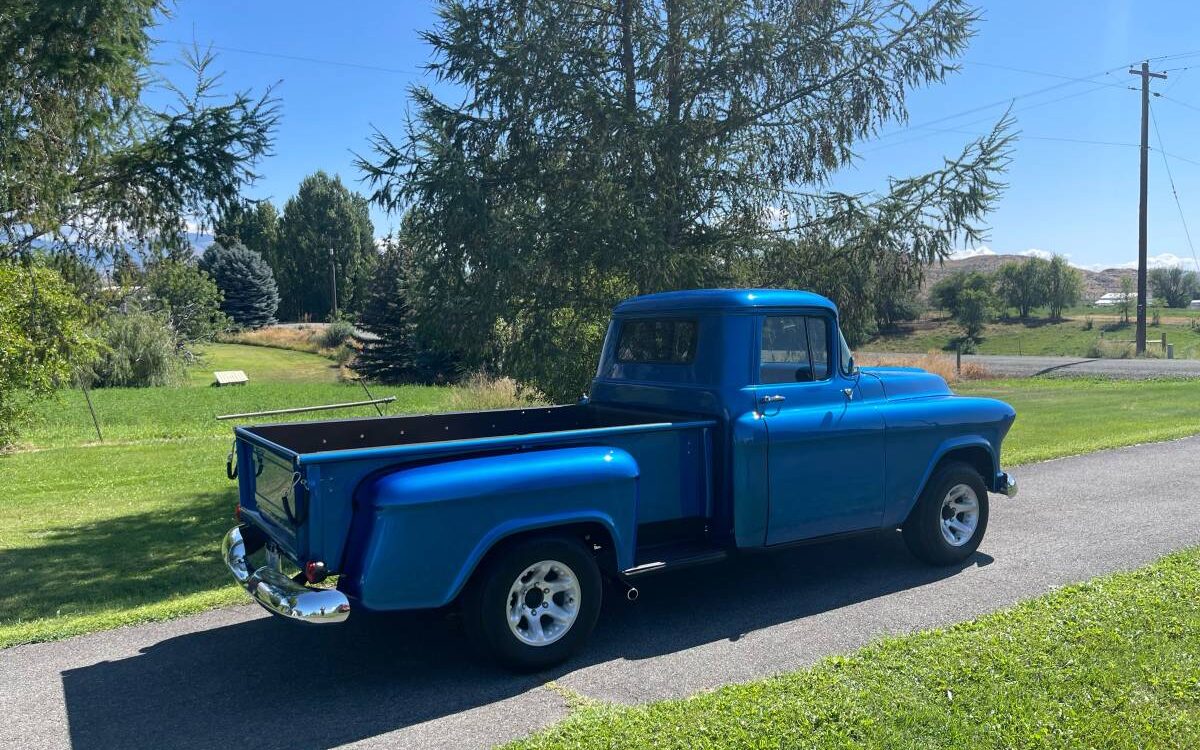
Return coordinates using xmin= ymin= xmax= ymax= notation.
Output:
xmin=222 ymin=289 xmax=1016 ymax=670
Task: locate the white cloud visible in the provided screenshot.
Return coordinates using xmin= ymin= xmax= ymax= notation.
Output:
xmin=1112 ymin=253 xmax=1200 ymax=272
xmin=1019 ymin=248 xmax=1054 ymax=260
xmin=949 ymin=246 xmax=997 ymax=260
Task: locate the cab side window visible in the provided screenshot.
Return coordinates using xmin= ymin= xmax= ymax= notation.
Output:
xmin=760 ymin=315 xmax=831 ymax=384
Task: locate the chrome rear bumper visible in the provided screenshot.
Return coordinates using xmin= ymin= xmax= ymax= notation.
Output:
xmin=222 ymin=526 xmax=350 ymax=624
xmin=995 ymin=472 xmax=1018 ymax=498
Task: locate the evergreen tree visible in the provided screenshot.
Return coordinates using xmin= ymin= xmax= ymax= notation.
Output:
xmin=352 ymin=240 xmax=454 ymax=383
xmin=214 ymin=199 xmax=281 ymax=269
xmin=1 ymin=7 xmax=278 ymax=263
xmin=276 ymin=172 xmax=377 ymax=320
xmin=360 ymin=0 xmax=1012 ymax=400
xmin=199 ymin=240 xmax=280 ymax=328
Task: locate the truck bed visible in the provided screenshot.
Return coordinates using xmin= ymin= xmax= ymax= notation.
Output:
xmin=233 ymin=404 xmax=719 ymax=579
xmin=242 ymin=403 xmax=680 ymax=456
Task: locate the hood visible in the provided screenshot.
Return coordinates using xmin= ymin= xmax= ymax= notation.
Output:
xmin=861 ymin=366 xmax=952 ymax=400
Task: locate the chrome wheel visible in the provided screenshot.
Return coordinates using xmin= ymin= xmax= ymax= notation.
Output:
xmin=506 ymin=559 xmax=581 ymax=647
xmin=940 ymin=483 xmax=980 ymax=547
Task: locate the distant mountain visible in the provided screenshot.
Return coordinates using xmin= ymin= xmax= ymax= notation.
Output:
xmin=922 ymin=254 xmax=1135 ymax=302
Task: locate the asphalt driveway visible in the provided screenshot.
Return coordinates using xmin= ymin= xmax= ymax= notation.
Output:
xmin=3 ymin=436 xmax=1199 ymax=750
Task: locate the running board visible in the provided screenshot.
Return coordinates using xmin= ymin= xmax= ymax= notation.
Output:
xmin=622 ymin=548 xmax=730 ymax=577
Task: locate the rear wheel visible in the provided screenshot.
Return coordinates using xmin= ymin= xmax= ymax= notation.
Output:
xmin=463 ymin=535 xmax=602 ymax=671
xmin=903 ymin=461 xmax=989 ymax=565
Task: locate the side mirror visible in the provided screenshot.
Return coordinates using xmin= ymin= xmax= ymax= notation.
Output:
xmin=846 ymin=355 xmax=857 ymax=374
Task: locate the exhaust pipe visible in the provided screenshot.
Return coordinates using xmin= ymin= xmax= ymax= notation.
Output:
xmin=618 ymin=579 xmax=639 ymax=602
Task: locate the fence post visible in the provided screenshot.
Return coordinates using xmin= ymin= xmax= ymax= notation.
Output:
xmin=956 ymin=343 xmax=962 ymax=375
xmin=1162 ymin=331 xmax=1168 ymax=355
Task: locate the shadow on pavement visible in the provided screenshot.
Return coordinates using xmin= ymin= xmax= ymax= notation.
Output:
xmin=62 ymin=532 xmax=991 ymax=750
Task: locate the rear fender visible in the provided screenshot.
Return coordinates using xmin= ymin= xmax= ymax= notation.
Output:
xmin=341 ymin=446 xmax=639 ymax=611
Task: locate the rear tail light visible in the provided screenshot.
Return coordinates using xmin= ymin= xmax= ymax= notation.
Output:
xmin=234 ymin=504 xmax=242 ymax=523
xmin=305 ymin=561 xmax=328 ymax=584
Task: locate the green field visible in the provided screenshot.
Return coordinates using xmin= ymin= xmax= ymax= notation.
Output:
xmin=865 ymin=315 xmax=1200 ymax=358
xmin=5 ymin=345 xmax=1200 ymax=648
xmin=957 ymin=377 xmax=1200 ymax=465
xmin=508 ymin=547 xmax=1200 ymax=750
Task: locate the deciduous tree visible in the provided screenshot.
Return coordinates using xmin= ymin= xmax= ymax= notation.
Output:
xmin=1149 ymin=266 xmax=1199 ymax=309
xmin=0 ymin=261 xmax=100 ymax=444
xmin=1044 ymin=254 xmax=1081 ymax=320
xmin=995 ymin=257 xmax=1049 ymax=318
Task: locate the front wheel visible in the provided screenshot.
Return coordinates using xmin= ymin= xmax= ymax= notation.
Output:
xmin=462 ymin=535 xmax=602 ymax=671
xmin=902 ymin=461 xmax=989 ymax=565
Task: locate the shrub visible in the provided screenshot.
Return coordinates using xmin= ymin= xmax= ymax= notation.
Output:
xmin=90 ymin=306 xmax=184 ymax=387
xmin=445 ymin=372 xmax=546 ymax=411
xmin=333 ymin=343 xmax=356 ymax=366
xmin=143 ymin=260 xmax=227 ymax=343
xmin=0 ymin=262 xmax=101 ymax=446
xmin=1086 ymin=339 xmax=1134 ymax=359
xmin=854 ymin=351 xmax=991 ymax=383
xmin=321 ymin=319 xmax=355 ymax=349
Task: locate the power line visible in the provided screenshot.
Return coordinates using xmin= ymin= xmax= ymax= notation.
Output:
xmin=157 ymin=38 xmax=424 ymax=76
xmin=1149 ymin=102 xmax=1200 ymax=272
xmin=962 ymin=60 xmax=1132 ymax=90
xmin=1155 ymin=148 xmax=1200 ymax=168
xmin=859 ymin=83 xmax=1118 ymax=154
xmin=1154 ymin=93 xmax=1200 ymax=114
xmin=866 ymin=64 xmax=1131 ymax=145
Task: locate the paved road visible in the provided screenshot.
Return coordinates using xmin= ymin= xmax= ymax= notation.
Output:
xmin=4 ymin=437 xmax=1200 ymax=750
xmin=861 ymin=351 xmax=1200 ymax=379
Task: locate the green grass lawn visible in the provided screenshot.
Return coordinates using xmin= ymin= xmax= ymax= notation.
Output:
xmin=957 ymin=377 xmax=1200 ymax=465
xmin=5 ymin=345 xmax=1200 ymax=649
xmin=507 ymin=547 xmax=1200 ymax=750
xmin=865 ymin=315 xmax=1200 ymax=358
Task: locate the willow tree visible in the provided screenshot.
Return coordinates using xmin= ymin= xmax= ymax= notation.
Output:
xmin=360 ymin=0 xmax=1012 ymax=400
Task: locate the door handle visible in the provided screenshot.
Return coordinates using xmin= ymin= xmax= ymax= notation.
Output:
xmin=759 ymin=394 xmax=786 ymax=405
xmin=842 ymin=387 xmax=854 ymax=400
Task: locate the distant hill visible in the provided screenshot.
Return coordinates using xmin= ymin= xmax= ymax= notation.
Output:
xmin=922 ymin=254 xmax=1135 ymax=302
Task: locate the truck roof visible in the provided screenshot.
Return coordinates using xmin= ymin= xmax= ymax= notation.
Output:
xmin=614 ymin=288 xmax=836 ymax=314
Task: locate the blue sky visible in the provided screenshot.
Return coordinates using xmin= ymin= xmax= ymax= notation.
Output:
xmin=152 ymin=1 xmax=1200 ymax=271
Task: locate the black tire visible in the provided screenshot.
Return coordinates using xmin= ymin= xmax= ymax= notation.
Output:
xmin=462 ymin=535 xmax=602 ymax=671
xmin=902 ymin=461 xmax=990 ymax=565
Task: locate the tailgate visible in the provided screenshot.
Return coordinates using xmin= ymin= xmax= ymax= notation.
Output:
xmin=234 ymin=431 xmax=306 ymax=558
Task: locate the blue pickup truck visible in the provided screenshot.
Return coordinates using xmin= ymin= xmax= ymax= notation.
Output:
xmin=222 ymin=289 xmax=1016 ymax=669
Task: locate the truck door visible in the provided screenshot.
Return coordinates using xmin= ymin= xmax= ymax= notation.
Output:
xmin=755 ymin=313 xmax=885 ymax=544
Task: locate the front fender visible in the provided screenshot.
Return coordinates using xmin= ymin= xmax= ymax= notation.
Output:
xmin=340 ymin=446 xmax=639 ymax=611
xmin=879 ymin=394 xmax=1014 ymax=527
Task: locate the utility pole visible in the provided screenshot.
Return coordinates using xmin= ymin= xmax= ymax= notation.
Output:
xmin=328 ymin=247 xmax=338 ymax=319
xmin=1130 ymin=61 xmax=1167 ymax=355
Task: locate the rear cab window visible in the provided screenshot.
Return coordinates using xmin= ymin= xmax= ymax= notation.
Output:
xmin=616 ymin=318 xmax=698 ymax=364
xmin=759 ymin=315 xmax=831 ymax=384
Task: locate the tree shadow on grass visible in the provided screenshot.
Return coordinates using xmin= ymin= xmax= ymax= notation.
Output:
xmin=59 ymin=531 xmax=992 ymax=750
xmin=0 ymin=488 xmax=236 ymax=628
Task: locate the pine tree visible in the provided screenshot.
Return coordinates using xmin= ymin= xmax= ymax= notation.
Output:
xmin=199 ymin=240 xmax=279 ymax=328
xmin=352 ymin=242 xmax=418 ymax=382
